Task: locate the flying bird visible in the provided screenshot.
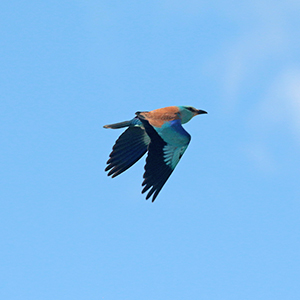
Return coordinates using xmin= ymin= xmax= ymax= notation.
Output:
xmin=104 ymin=106 xmax=207 ymax=202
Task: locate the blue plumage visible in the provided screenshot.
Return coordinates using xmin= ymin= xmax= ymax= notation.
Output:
xmin=104 ymin=106 xmax=207 ymax=202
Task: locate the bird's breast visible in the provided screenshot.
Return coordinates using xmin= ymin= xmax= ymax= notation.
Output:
xmin=154 ymin=122 xmax=190 ymax=146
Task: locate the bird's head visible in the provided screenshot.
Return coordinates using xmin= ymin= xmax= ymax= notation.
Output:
xmin=179 ymin=106 xmax=207 ymax=124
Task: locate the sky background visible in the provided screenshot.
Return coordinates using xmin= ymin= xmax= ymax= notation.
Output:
xmin=1 ymin=1 xmax=300 ymax=299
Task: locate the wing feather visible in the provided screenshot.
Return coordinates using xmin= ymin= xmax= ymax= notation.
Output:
xmin=137 ymin=116 xmax=191 ymax=202
xmin=105 ymin=127 xmax=150 ymax=178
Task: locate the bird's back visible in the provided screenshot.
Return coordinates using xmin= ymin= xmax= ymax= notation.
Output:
xmin=136 ymin=106 xmax=180 ymax=128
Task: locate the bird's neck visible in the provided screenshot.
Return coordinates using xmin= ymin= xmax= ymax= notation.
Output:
xmin=179 ymin=108 xmax=194 ymax=124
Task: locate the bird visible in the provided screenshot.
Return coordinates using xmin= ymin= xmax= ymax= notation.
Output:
xmin=104 ymin=106 xmax=207 ymax=202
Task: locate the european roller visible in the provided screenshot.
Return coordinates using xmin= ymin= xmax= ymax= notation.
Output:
xmin=104 ymin=106 xmax=207 ymax=202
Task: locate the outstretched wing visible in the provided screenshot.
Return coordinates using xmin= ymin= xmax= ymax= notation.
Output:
xmin=105 ymin=127 xmax=150 ymax=178
xmin=137 ymin=117 xmax=191 ymax=202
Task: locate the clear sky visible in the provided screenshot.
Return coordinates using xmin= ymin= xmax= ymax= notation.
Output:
xmin=1 ymin=1 xmax=300 ymax=299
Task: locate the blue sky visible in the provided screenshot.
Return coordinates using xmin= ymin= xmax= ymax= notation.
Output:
xmin=1 ymin=1 xmax=300 ymax=299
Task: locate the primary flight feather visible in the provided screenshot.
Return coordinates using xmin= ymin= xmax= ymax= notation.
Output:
xmin=104 ymin=105 xmax=207 ymax=202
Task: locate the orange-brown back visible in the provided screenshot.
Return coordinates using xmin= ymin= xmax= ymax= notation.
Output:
xmin=137 ymin=106 xmax=180 ymax=128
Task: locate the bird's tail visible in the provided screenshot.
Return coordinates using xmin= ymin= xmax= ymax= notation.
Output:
xmin=104 ymin=117 xmax=142 ymax=129
xmin=103 ymin=120 xmax=132 ymax=129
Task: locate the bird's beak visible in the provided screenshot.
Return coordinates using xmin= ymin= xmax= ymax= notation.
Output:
xmin=196 ymin=109 xmax=208 ymax=115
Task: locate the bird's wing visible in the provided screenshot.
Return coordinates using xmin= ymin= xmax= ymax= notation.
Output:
xmin=105 ymin=127 xmax=150 ymax=178
xmin=137 ymin=117 xmax=191 ymax=202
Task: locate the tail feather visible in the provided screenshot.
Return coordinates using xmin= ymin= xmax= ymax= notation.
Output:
xmin=103 ymin=120 xmax=132 ymax=129
xmin=103 ymin=116 xmax=142 ymax=129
